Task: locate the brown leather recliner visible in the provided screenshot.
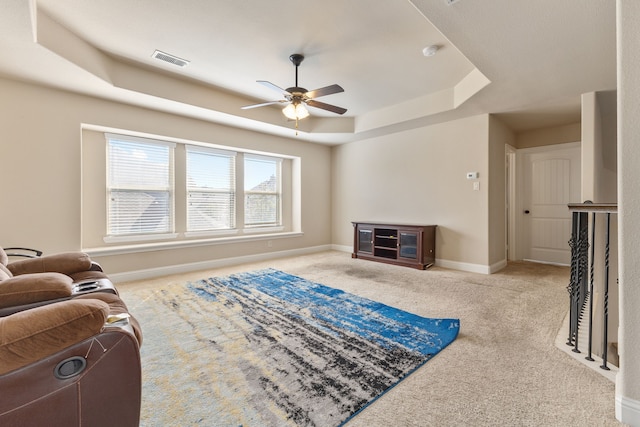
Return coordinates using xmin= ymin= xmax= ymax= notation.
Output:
xmin=0 ymin=293 xmax=142 ymax=426
xmin=0 ymin=247 xmax=143 ymax=426
xmin=0 ymin=247 xmax=118 ymax=316
xmin=2 ymin=246 xmax=106 ymax=280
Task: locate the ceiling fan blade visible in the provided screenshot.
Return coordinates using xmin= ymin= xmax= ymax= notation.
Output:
xmin=241 ymin=100 xmax=287 ymax=110
xmin=305 ymin=84 xmax=344 ymax=99
xmin=306 ymin=99 xmax=347 ymax=115
xmin=257 ymin=80 xmax=291 ymax=95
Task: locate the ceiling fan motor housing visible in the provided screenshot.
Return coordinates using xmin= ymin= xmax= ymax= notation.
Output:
xmin=289 ymin=53 xmax=304 ymax=67
xmin=286 ymin=87 xmax=308 ymax=97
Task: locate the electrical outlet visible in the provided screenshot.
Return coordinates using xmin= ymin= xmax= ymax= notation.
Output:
xmin=473 ymin=182 xmax=480 ymax=191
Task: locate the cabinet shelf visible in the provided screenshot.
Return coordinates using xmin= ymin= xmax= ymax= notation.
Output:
xmin=352 ymin=222 xmax=436 ymax=270
xmin=374 ymin=246 xmax=398 ymax=258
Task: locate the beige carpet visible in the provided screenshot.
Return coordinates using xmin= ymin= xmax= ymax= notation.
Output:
xmin=118 ymin=251 xmax=622 ymax=427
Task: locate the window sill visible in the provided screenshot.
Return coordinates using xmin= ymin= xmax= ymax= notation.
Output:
xmin=184 ymin=229 xmax=239 ymax=239
xmin=243 ymin=226 xmax=284 ymax=234
xmin=84 ymin=231 xmax=304 ymax=257
xmin=104 ymin=233 xmax=179 ymax=244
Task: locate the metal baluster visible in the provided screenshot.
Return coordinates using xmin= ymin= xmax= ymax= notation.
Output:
xmin=567 ymin=211 xmax=579 ymax=347
xmin=600 ymin=213 xmax=611 ymax=370
xmin=585 ymin=212 xmax=596 ymax=362
xmin=567 ymin=211 xmax=588 ymax=351
xmin=573 ymin=212 xmax=589 ymax=353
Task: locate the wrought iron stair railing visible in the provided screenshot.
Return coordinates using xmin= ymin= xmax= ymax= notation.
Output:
xmin=567 ymin=202 xmax=618 ymax=370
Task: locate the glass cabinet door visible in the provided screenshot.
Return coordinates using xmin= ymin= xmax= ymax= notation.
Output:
xmin=358 ymin=228 xmax=373 ymax=253
xmin=398 ymin=232 xmax=418 ymax=259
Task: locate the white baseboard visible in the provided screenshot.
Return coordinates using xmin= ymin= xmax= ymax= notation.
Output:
xmin=109 ymin=244 xmax=332 ymax=283
xmin=334 ymin=244 xmax=506 ymax=275
xmin=110 ymin=244 xmax=506 ymax=282
xmin=489 ymin=259 xmax=508 ymax=273
xmin=331 ymin=244 xmax=352 ymax=253
xmin=617 ymin=394 xmax=640 ymax=426
xmin=436 ymin=258 xmax=506 ymax=275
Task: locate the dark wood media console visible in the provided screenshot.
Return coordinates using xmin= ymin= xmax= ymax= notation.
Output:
xmin=352 ymin=222 xmax=436 ymax=270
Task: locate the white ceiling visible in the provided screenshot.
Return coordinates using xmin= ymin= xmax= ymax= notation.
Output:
xmin=0 ymin=0 xmax=616 ymax=144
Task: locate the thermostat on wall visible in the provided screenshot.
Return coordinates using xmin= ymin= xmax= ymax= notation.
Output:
xmin=466 ymin=172 xmax=479 ymax=179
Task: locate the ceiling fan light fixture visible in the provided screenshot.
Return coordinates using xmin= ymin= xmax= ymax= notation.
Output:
xmin=282 ymin=101 xmax=309 ymax=120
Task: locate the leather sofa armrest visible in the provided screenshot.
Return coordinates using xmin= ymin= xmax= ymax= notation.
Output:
xmin=8 ymin=252 xmax=93 ymax=276
xmin=0 ymin=273 xmax=73 ymax=309
xmin=0 ymin=299 xmax=109 ymax=375
xmin=75 ymin=293 xmax=143 ymax=346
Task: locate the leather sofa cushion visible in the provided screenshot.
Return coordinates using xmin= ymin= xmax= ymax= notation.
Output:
xmin=0 ymin=298 xmax=109 ymax=375
xmin=8 ymin=252 xmax=92 ymax=276
xmin=0 ymin=247 xmax=7 ymax=267
xmin=0 ymin=273 xmax=73 ymax=309
xmin=0 ymin=264 xmax=11 ymax=281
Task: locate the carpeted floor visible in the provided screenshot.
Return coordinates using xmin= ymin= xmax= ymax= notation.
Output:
xmin=118 ymin=251 xmax=622 ymax=427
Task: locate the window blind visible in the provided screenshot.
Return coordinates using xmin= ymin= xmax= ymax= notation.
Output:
xmin=244 ymin=155 xmax=281 ymax=227
xmin=106 ymin=136 xmax=174 ymax=236
xmin=186 ymin=146 xmax=236 ymax=231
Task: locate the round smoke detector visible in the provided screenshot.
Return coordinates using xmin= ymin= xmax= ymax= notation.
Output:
xmin=422 ymin=45 xmax=440 ymax=57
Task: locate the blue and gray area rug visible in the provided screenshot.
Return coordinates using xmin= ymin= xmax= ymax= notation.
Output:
xmin=135 ymin=269 xmax=459 ymax=426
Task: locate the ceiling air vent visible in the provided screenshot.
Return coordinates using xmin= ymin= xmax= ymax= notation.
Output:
xmin=152 ymin=50 xmax=189 ymax=68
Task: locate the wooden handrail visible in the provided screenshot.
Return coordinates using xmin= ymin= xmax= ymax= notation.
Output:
xmin=568 ymin=202 xmax=617 ymax=213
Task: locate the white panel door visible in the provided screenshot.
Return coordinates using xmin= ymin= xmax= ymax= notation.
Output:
xmin=522 ymin=145 xmax=581 ymax=265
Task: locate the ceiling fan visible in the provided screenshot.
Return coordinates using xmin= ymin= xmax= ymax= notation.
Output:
xmin=242 ymin=53 xmax=347 ymax=123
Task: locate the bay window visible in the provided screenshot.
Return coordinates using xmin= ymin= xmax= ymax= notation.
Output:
xmin=93 ymin=131 xmax=292 ymax=247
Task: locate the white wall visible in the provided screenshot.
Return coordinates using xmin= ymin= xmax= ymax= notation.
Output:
xmin=331 ymin=114 xmax=494 ymax=272
xmin=515 ymin=122 xmax=581 ymax=149
xmin=616 ymin=1 xmax=640 ymax=424
xmin=580 ymin=90 xmax=620 ymax=365
xmin=0 ymin=78 xmax=332 ymax=275
xmin=596 ymin=91 xmax=618 ymax=203
xmin=582 ymin=92 xmax=599 ymax=202
xmin=488 ymin=116 xmax=515 ymax=268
